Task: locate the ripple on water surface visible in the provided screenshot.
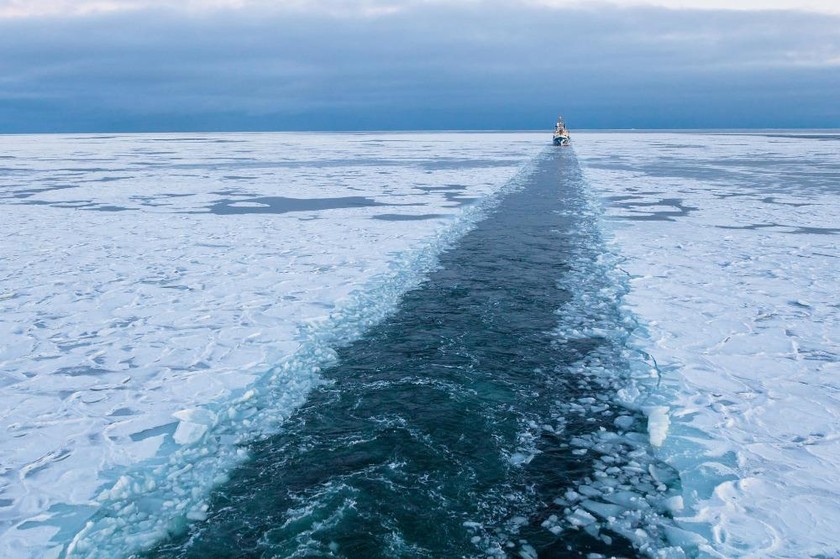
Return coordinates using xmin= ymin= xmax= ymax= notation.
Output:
xmin=145 ymin=149 xmax=682 ymax=559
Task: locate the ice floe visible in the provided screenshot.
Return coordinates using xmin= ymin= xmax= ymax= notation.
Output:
xmin=0 ymin=132 xmax=543 ymax=558
xmin=576 ymin=131 xmax=840 ymax=559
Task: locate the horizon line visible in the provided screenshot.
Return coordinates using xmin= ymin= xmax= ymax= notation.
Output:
xmin=3 ymin=127 xmax=840 ymax=136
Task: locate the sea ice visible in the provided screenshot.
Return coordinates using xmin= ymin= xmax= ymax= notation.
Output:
xmin=644 ymin=406 xmax=670 ymax=448
xmin=0 ymin=132 xmax=544 ymax=558
xmin=575 ymin=131 xmax=840 ymax=559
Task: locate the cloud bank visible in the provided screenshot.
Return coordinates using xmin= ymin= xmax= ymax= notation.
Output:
xmin=0 ymin=1 xmax=837 ymax=131
xmin=3 ymin=0 xmax=840 ymax=18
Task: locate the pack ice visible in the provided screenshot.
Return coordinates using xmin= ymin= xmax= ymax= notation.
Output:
xmin=0 ymin=132 xmax=543 ymax=558
xmin=575 ymin=132 xmax=840 ymax=559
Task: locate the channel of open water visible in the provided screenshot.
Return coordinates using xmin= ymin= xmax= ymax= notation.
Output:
xmin=144 ymin=148 xmax=673 ymax=558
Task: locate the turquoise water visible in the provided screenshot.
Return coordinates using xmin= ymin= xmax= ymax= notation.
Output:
xmin=143 ymin=149 xmax=672 ymax=558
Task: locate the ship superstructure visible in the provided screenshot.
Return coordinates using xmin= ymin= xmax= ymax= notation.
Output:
xmin=552 ymin=116 xmax=571 ymax=146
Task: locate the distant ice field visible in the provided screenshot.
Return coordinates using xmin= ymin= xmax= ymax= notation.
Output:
xmin=0 ymin=132 xmax=544 ymax=558
xmin=4 ymin=130 xmax=838 ymax=559
xmin=574 ymin=132 xmax=840 ymax=559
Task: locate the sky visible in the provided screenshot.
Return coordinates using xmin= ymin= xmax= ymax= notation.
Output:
xmin=0 ymin=0 xmax=838 ymax=131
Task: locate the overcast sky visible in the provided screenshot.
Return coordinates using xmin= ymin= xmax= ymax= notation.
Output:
xmin=1 ymin=0 xmax=838 ymax=131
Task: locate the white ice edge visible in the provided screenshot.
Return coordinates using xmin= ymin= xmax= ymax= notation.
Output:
xmin=0 ymin=132 xmax=545 ymax=558
xmin=576 ymin=132 xmax=840 ymax=559
xmin=55 ymin=150 xmax=544 ymax=558
xmin=543 ymin=151 xmax=691 ymax=558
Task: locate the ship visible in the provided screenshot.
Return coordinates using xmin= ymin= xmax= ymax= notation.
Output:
xmin=552 ymin=116 xmax=571 ymax=146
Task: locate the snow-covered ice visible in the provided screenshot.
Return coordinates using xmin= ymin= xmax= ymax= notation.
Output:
xmin=575 ymin=132 xmax=840 ymax=559
xmin=4 ymin=130 xmax=837 ymax=558
xmin=0 ymin=132 xmax=543 ymax=558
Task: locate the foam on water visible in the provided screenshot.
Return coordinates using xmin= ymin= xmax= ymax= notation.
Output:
xmin=0 ymin=132 xmax=543 ymax=558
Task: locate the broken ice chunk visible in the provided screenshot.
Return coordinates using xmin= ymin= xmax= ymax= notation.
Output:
xmin=172 ymin=408 xmax=217 ymax=445
xmin=644 ymin=406 xmax=669 ymax=447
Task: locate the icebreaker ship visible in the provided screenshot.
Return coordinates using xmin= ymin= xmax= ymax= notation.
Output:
xmin=552 ymin=116 xmax=571 ymax=146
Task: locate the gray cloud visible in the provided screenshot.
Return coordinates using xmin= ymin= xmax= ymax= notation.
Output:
xmin=0 ymin=3 xmax=838 ymax=131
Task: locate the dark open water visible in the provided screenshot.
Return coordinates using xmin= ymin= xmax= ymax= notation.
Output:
xmin=143 ymin=149 xmax=672 ymax=558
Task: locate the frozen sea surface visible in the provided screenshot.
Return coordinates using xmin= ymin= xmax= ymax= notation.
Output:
xmin=0 ymin=132 xmax=544 ymax=558
xmin=4 ymin=130 xmax=838 ymax=559
xmin=142 ymin=146 xmax=687 ymax=559
xmin=575 ymin=131 xmax=840 ymax=559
